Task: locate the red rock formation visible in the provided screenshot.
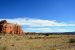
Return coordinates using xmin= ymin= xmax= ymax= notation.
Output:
xmin=0 ymin=20 xmax=24 ymax=35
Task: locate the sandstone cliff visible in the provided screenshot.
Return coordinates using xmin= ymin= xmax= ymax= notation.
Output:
xmin=0 ymin=20 xmax=24 ymax=35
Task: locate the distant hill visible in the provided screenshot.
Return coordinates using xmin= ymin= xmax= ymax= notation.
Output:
xmin=25 ymin=32 xmax=75 ymax=35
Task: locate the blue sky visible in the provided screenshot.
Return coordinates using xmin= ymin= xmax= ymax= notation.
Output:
xmin=0 ymin=0 xmax=75 ymax=32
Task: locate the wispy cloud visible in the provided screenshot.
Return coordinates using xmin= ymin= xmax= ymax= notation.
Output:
xmin=0 ymin=17 xmax=75 ymax=26
xmin=22 ymin=26 xmax=75 ymax=32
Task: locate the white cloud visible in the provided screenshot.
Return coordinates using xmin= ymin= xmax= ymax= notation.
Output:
xmin=0 ymin=17 xmax=75 ymax=26
xmin=26 ymin=27 xmax=53 ymax=32
xmin=24 ymin=27 xmax=75 ymax=32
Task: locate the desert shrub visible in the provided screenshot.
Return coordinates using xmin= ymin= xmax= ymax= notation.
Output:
xmin=68 ymin=38 xmax=75 ymax=43
xmin=0 ymin=46 xmax=6 ymax=50
xmin=0 ymin=36 xmax=2 ymax=39
xmin=45 ymin=34 xmax=49 ymax=36
xmin=0 ymin=33 xmax=5 ymax=36
xmin=2 ymin=47 xmax=6 ymax=50
xmin=24 ymin=35 xmax=30 ymax=39
xmin=51 ymin=48 xmax=60 ymax=50
xmin=11 ymin=44 xmax=14 ymax=46
xmin=13 ymin=35 xmax=21 ymax=41
xmin=15 ymin=38 xmax=20 ymax=41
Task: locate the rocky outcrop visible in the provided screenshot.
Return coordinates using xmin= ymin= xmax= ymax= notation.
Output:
xmin=0 ymin=20 xmax=24 ymax=35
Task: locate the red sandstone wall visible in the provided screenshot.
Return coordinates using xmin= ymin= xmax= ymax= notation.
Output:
xmin=0 ymin=20 xmax=24 ymax=35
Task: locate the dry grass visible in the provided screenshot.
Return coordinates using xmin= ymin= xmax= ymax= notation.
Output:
xmin=0 ymin=34 xmax=75 ymax=50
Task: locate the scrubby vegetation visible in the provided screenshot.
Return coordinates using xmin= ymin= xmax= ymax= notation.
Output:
xmin=68 ymin=38 xmax=75 ymax=43
xmin=0 ymin=33 xmax=75 ymax=50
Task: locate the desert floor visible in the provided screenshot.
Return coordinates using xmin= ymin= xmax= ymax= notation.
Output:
xmin=0 ymin=34 xmax=75 ymax=50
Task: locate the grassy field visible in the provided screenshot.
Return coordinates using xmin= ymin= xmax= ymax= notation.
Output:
xmin=0 ymin=34 xmax=75 ymax=50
